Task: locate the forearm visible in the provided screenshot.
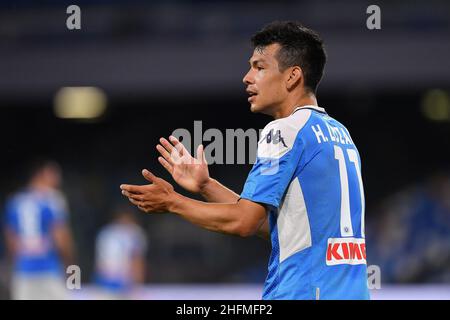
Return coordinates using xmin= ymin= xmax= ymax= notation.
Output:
xmin=132 ymin=257 xmax=146 ymax=284
xmin=198 ymin=178 xmax=270 ymax=240
xmin=121 ymin=171 xmax=266 ymax=237
xmin=256 ymin=218 xmax=270 ymax=241
xmin=54 ymin=226 xmax=75 ymax=267
xmin=4 ymin=229 xmax=18 ymax=260
xmin=169 ymin=194 xmax=259 ymax=237
xmin=199 ymin=178 xmax=240 ymax=203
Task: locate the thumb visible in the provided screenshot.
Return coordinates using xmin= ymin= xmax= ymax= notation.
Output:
xmin=197 ymin=144 xmax=207 ymax=164
xmin=142 ymin=169 xmax=157 ymax=183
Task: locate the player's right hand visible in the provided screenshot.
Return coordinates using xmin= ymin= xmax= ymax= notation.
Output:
xmin=156 ymin=135 xmax=210 ymax=194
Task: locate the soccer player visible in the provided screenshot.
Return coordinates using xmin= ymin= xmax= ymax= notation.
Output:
xmin=4 ymin=159 xmax=75 ymax=300
xmin=120 ymin=21 xmax=369 ymax=299
xmin=93 ymin=207 xmax=147 ymax=299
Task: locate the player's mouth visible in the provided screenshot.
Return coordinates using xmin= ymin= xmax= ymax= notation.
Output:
xmin=247 ymin=89 xmax=258 ymax=102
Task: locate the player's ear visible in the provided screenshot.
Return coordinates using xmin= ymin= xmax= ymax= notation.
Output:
xmin=286 ymin=66 xmax=303 ymax=91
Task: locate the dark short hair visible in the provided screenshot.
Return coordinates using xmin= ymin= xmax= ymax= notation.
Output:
xmin=251 ymin=21 xmax=327 ymax=94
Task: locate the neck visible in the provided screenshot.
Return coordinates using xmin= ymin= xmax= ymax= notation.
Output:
xmin=272 ymin=91 xmax=318 ymax=119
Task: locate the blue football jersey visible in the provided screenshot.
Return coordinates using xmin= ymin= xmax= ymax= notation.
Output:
xmin=4 ymin=189 xmax=68 ymax=274
xmin=241 ymin=105 xmax=369 ymax=300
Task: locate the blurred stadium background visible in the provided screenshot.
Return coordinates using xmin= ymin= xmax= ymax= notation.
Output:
xmin=0 ymin=0 xmax=449 ymax=299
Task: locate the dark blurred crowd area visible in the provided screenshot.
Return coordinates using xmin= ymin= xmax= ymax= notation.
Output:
xmin=367 ymin=172 xmax=450 ymax=283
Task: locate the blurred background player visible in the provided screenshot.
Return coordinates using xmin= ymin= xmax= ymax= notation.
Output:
xmin=93 ymin=207 xmax=147 ymax=299
xmin=3 ymin=159 xmax=75 ymax=300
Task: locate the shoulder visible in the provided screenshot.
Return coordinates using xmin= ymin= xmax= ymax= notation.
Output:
xmin=258 ymin=109 xmax=313 ymax=158
xmin=261 ymin=109 xmax=312 ymax=139
xmin=124 ymin=225 xmax=146 ymax=242
xmin=97 ymin=225 xmax=114 ymax=242
xmin=45 ymin=190 xmax=69 ymax=214
xmin=6 ymin=191 xmax=36 ymax=210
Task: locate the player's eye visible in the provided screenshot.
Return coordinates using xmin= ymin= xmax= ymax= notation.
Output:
xmin=257 ymin=66 xmax=264 ymax=71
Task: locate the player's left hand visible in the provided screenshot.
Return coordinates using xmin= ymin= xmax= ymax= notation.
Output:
xmin=120 ymin=169 xmax=175 ymax=213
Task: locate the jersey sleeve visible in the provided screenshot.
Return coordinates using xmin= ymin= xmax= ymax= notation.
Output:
xmin=240 ymin=113 xmax=310 ymax=208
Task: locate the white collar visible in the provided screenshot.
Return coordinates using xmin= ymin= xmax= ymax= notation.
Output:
xmin=292 ymin=105 xmax=326 ymax=115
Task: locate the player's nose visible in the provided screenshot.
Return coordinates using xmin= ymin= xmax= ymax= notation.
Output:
xmin=242 ymin=69 xmax=254 ymax=85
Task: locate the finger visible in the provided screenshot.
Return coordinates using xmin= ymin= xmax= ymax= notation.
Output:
xmin=196 ymin=144 xmax=207 ymax=164
xmin=142 ymin=169 xmax=157 ymax=183
xmin=169 ymin=135 xmax=181 ymax=147
xmin=156 ymin=144 xmax=174 ymax=165
xmin=169 ymin=136 xmax=185 ymax=156
xmin=121 ymin=190 xmax=144 ymax=201
xmin=159 ymin=138 xmax=174 ymax=154
xmin=127 ymin=197 xmax=141 ymax=206
xmin=170 ymin=145 xmax=183 ymax=165
xmin=120 ymin=184 xmax=145 ymax=194
xmin=161 ymin=137 xmax=185 ymax=164
xmin=158 ymin=156 xmax=173 ymax=174
xmin=202 ymin=148 xmax=207 ymax=164
xmin=137 ymin=205 xmax=147 ymax=212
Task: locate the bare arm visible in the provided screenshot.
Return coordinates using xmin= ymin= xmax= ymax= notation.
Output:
xmin=53 ymin=224 xmax=75 ymax=267
xmin=198 ymin=179 xmax=270 ymax=240
xmin=199 ymin=178 xmax=239 ymax=203
xmin=4 ymin=227 xmax=18 ymax=260
xmin=256 ymin=218 xmax=270 ymax=241
xmin=191 ymin=175 xmax=271 ymax=239
xmin=131 ymin=256 xmax=146 ymax=284
xmin=170 ymin=196 xmax=266 ymax=237
xmin=121 ymin=170 xmax=267 ymax=237
xmin=199 ymin=180 xmax=272 ymax=240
